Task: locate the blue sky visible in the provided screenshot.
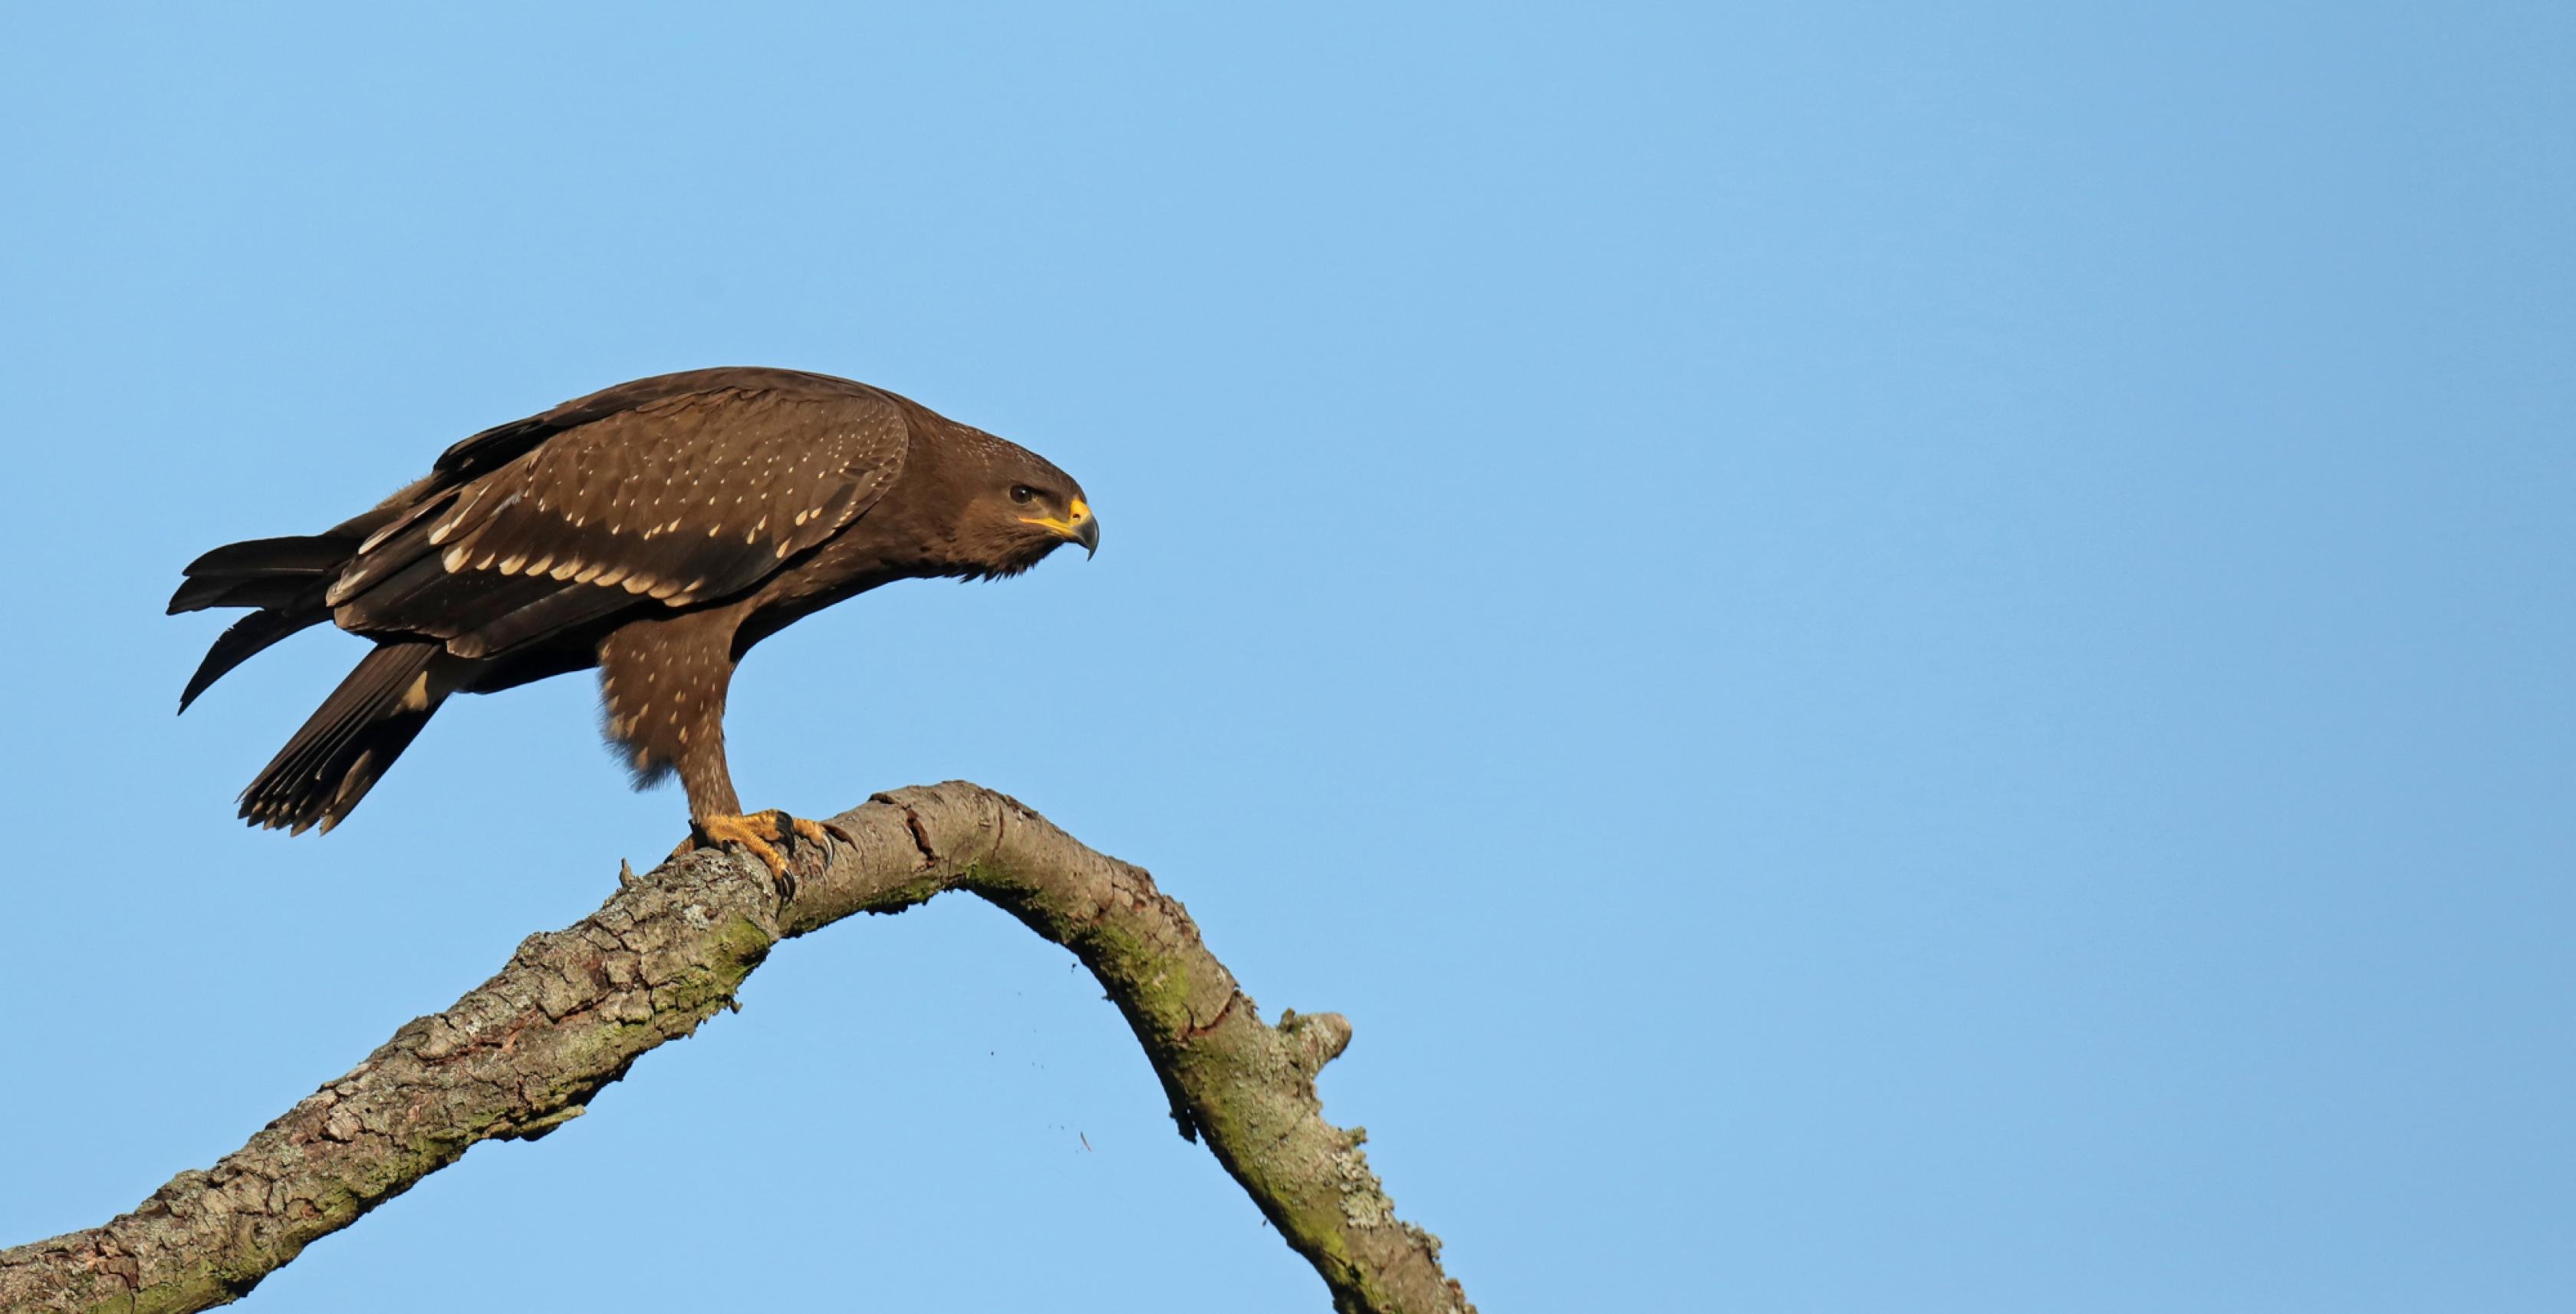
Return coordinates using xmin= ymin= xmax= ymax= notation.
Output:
xmin=2 ymin=4 xmax=2569 ymax=1310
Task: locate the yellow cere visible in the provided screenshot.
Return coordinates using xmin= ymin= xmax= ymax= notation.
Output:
xmin=1018 ymin=498 xmax=1093 ymax=538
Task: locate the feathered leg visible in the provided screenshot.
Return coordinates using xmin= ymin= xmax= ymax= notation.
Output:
xmin=597 ymin=605 xmax=837 ymax=878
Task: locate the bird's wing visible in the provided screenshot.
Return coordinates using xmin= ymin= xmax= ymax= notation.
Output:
xmin=326 ymin=377 xmax=910 ymax=658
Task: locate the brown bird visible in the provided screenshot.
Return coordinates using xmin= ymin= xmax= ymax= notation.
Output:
xmin=171 ymin=367 xmax=1097 ymax=872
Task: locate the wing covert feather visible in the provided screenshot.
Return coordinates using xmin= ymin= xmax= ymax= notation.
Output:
xmin=325 ymin=383 xmax=908 ymax=657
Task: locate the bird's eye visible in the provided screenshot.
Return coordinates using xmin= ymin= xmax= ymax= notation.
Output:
xmin=1009 ymin=485 xmax=1038 ymax=504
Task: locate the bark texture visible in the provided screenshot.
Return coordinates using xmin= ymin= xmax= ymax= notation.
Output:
xmin=0 ymin=783 xmax=1470 ymax=1314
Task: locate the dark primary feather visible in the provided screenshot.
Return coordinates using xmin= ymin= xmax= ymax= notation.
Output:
xmin=237 ymin=641 xmax=446 ymax=833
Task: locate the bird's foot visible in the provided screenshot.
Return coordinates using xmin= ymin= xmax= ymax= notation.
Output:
xmin=683 ymin=809 xmax=847 ymax=895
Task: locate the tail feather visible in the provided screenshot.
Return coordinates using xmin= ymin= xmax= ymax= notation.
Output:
xmin=169 ymin=575 xmax=323 ymax=614
xmin=179 ymin=533 xmax=354 ymax=581
xmin=173 ymin=532 xmax=359 ymax=709
xmin=239 ymin=642 xmax=451 ymax=834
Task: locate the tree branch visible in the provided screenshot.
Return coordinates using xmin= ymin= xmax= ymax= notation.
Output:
xmin=0 ymin=783 xmax=1472 ymax=1314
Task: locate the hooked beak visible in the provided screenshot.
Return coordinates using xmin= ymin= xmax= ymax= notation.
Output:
xmin=1021 ymin=498 xmax=1099 ymax=558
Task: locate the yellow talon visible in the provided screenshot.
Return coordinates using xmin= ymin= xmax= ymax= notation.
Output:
xmin=687 ymin=808 xmax=833 ymax=878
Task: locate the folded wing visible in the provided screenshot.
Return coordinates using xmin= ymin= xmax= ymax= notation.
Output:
xmin=325 ymin=375 xmax=910 ymax=659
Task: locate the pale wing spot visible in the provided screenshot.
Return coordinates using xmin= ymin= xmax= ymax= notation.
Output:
xmin=363 ymin=515 xmax=416 ymax=555
xmin=574 ymin=563 xmax=606 ymax=584
xmin=442 ymin=545 xmax=469 ymax=572
xmin=426 ymin=486 xmax=487 ymax=546
xmin=622 ymin=574 xmax=657 ymax=594
xmin=497 ymin=553 xmax=528 ymax=575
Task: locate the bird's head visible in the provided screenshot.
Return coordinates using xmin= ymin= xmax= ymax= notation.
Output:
xmin=956 ymin=433 xmax=1097 ymax=577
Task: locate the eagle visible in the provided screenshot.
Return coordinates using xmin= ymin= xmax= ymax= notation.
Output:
xmin=170 ymin=367 xmax=1097 ymax=873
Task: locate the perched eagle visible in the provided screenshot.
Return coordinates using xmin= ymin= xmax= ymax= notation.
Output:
xmin=171 ymin=367 xmax=1096 ymax=871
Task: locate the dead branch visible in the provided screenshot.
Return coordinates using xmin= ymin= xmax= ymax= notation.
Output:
xmin=0 ymin=782 xmax=1470 ymax=1314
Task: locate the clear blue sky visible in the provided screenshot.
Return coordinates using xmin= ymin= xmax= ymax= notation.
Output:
xmin=3 ymin=4 xmax=2569 ymax=1311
